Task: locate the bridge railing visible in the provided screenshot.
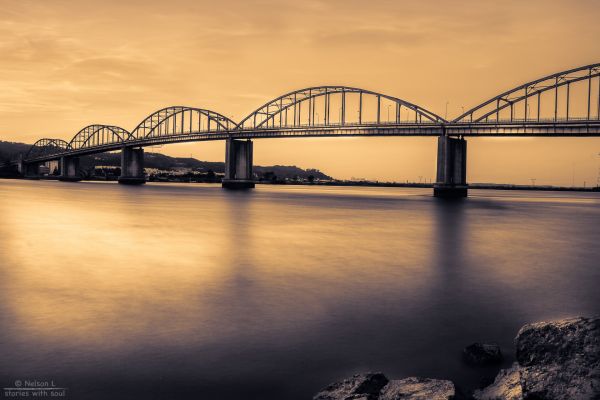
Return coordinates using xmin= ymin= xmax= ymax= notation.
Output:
xmin=452 ymin=116 xmax=600 ymax=124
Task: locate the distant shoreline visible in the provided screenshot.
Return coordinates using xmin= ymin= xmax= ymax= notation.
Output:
xmin=3 ymin=176 xmax=599 ymax=192
xmin=260 ymin=180 xmax=600 ymax=192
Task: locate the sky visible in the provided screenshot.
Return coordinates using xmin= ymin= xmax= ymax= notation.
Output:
xmin=1 ymin=0 xmax=600 ymax=185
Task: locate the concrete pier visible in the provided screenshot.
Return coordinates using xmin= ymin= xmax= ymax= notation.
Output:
xmin=15 ymin=154 xmax=25 ymax=175
xmin=23 ymin=162 xmax=41 ymax=179
xmin=59 ymin=156 xmax=82 ymax=182
xmin=222 ymin=139 xmax=254 ymax=189
xmin=118 ymin=147 xmax=146 ymax=185
xmin=433 ymin=136 xmax=468 ymax=198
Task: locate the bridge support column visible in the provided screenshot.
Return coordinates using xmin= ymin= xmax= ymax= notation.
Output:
xmin=433 ymin=136 xmax=468 ymax=198
xmin=118 ymin=147 xmax=146 ymax=185
xmin=59 ymin=156 xmax=81 ymax=182
xmin=16 ymin=154 xmax=25 ymax=175
xmin=23 ymin=162 xmax=41 ymax=179
xmin=222 ymin=139 xmax=254 ymax=189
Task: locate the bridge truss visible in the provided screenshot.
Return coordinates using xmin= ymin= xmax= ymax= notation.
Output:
xmin=16 ymin=63 xmax=600 ymax=165
xmin=454 ymin=63 xmax=600 ymax=123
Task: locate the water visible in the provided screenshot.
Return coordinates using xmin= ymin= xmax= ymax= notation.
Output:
xmin=0 ymin=180 xmax=599 ymax=399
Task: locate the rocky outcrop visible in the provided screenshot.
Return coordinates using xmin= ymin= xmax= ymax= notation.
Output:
xmin=379 ymin=377 xmax=455 ymax=400
xmin=516 ymin=316 xmax=599 ymax=399
xmin=313 ymin=373 xmax=389 ymax=400
xmin=473 ymin=363 xmax=522 ymax=400
xmin=475 ymin=316 xmax=599 ymax=400
xmin=313 ymin=374 xmax=454 ymax=400
xmin=314 ymin=317 xmax=598 ymax=400
xmin=463 ymin=343 xmax=503 ymax=365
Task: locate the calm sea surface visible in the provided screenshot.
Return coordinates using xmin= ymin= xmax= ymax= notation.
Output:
xmin=0 ymin=180 xmax=599 ymax=399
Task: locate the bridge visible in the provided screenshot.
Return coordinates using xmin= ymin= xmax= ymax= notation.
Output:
xmin=3 ymin=63 xmax=600 ymax=197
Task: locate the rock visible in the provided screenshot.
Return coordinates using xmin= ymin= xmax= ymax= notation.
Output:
xmin=473 ymin=363 xmax=522 ymax=400
xmin=313 ymin=372 xmax=389 ymax=400
xmin=476 ymin=316 xmax=599 ymax=400
xmin=379 ymin=377 xmax=455 ymax=400
xmin=515 ymin=316 xmax=598 ymax=367
xmin=515 ymin=316 xmax=599 ymax=400
xmin=463 ymin=342 xmax=503 ymax=365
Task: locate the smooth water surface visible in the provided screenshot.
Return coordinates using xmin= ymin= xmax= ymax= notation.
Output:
xmin=0 ymin=180 xmax=599 ymax=399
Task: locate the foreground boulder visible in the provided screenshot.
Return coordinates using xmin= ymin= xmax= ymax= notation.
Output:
xmin=516 ymin=316 xmax=599 ymax=399
xmin=463 ymin=343 xmax=503 ymax=365
xmin=379 ymin=377 xmax=455 ymax=400
xmin=313 ymin=372 xmax=389 ymax=400
xmin=473 ymin=363 xmax=522 ymax=400
xmin=475 ymin=316 xmax=599 ymax=399
xmin=313 ymin=374 xmax=455 ymax=400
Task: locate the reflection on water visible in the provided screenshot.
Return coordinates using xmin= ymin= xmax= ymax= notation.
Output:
xmin=0 ymin=180 xmax=599 ymax=399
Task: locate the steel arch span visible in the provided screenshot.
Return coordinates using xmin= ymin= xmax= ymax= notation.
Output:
xmin=130 ymin=106 xmax=237 ymax=140
xmin=14 ymin=62 xmax=600 ymax=166
xmin=68 ymin=125 xmax=131 ymax=150
xmin=454 ymin=63 xmax=600 ymax=123
xmin=25 ymin=138 xmax=70 ymax=160
xmin=236 ymin=86 xmax=446 ymax=131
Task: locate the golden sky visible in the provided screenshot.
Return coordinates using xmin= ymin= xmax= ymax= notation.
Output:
xmin=1 ymin=0 xmax=600 ymax=185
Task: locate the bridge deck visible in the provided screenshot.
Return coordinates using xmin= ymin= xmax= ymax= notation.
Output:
xmin=18 ymin=120 xmax=600 ymax=164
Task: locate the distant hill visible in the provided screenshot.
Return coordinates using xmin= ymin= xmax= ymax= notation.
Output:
xmin=0 ymin=140 xmax=333 ymax=180
xmin=0 ymin=141 xmax=30 ymax=161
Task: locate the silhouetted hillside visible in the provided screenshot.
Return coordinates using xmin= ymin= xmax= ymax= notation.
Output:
xmin=0 ymin=141 xmax=30 ymax=161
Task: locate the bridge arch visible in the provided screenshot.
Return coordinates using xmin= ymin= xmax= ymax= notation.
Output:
xmin=68 ymin=125 xmax=130 ymax=150
xmin=25 ymin=138 xmax=70 ymax=160
xmin=236 ymin=86 xmax=446 ymax=130
xmin=454 ymin=63 xmax=600 ymax=123
xmin=130 ymin=106 xmax=236 ymax=140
